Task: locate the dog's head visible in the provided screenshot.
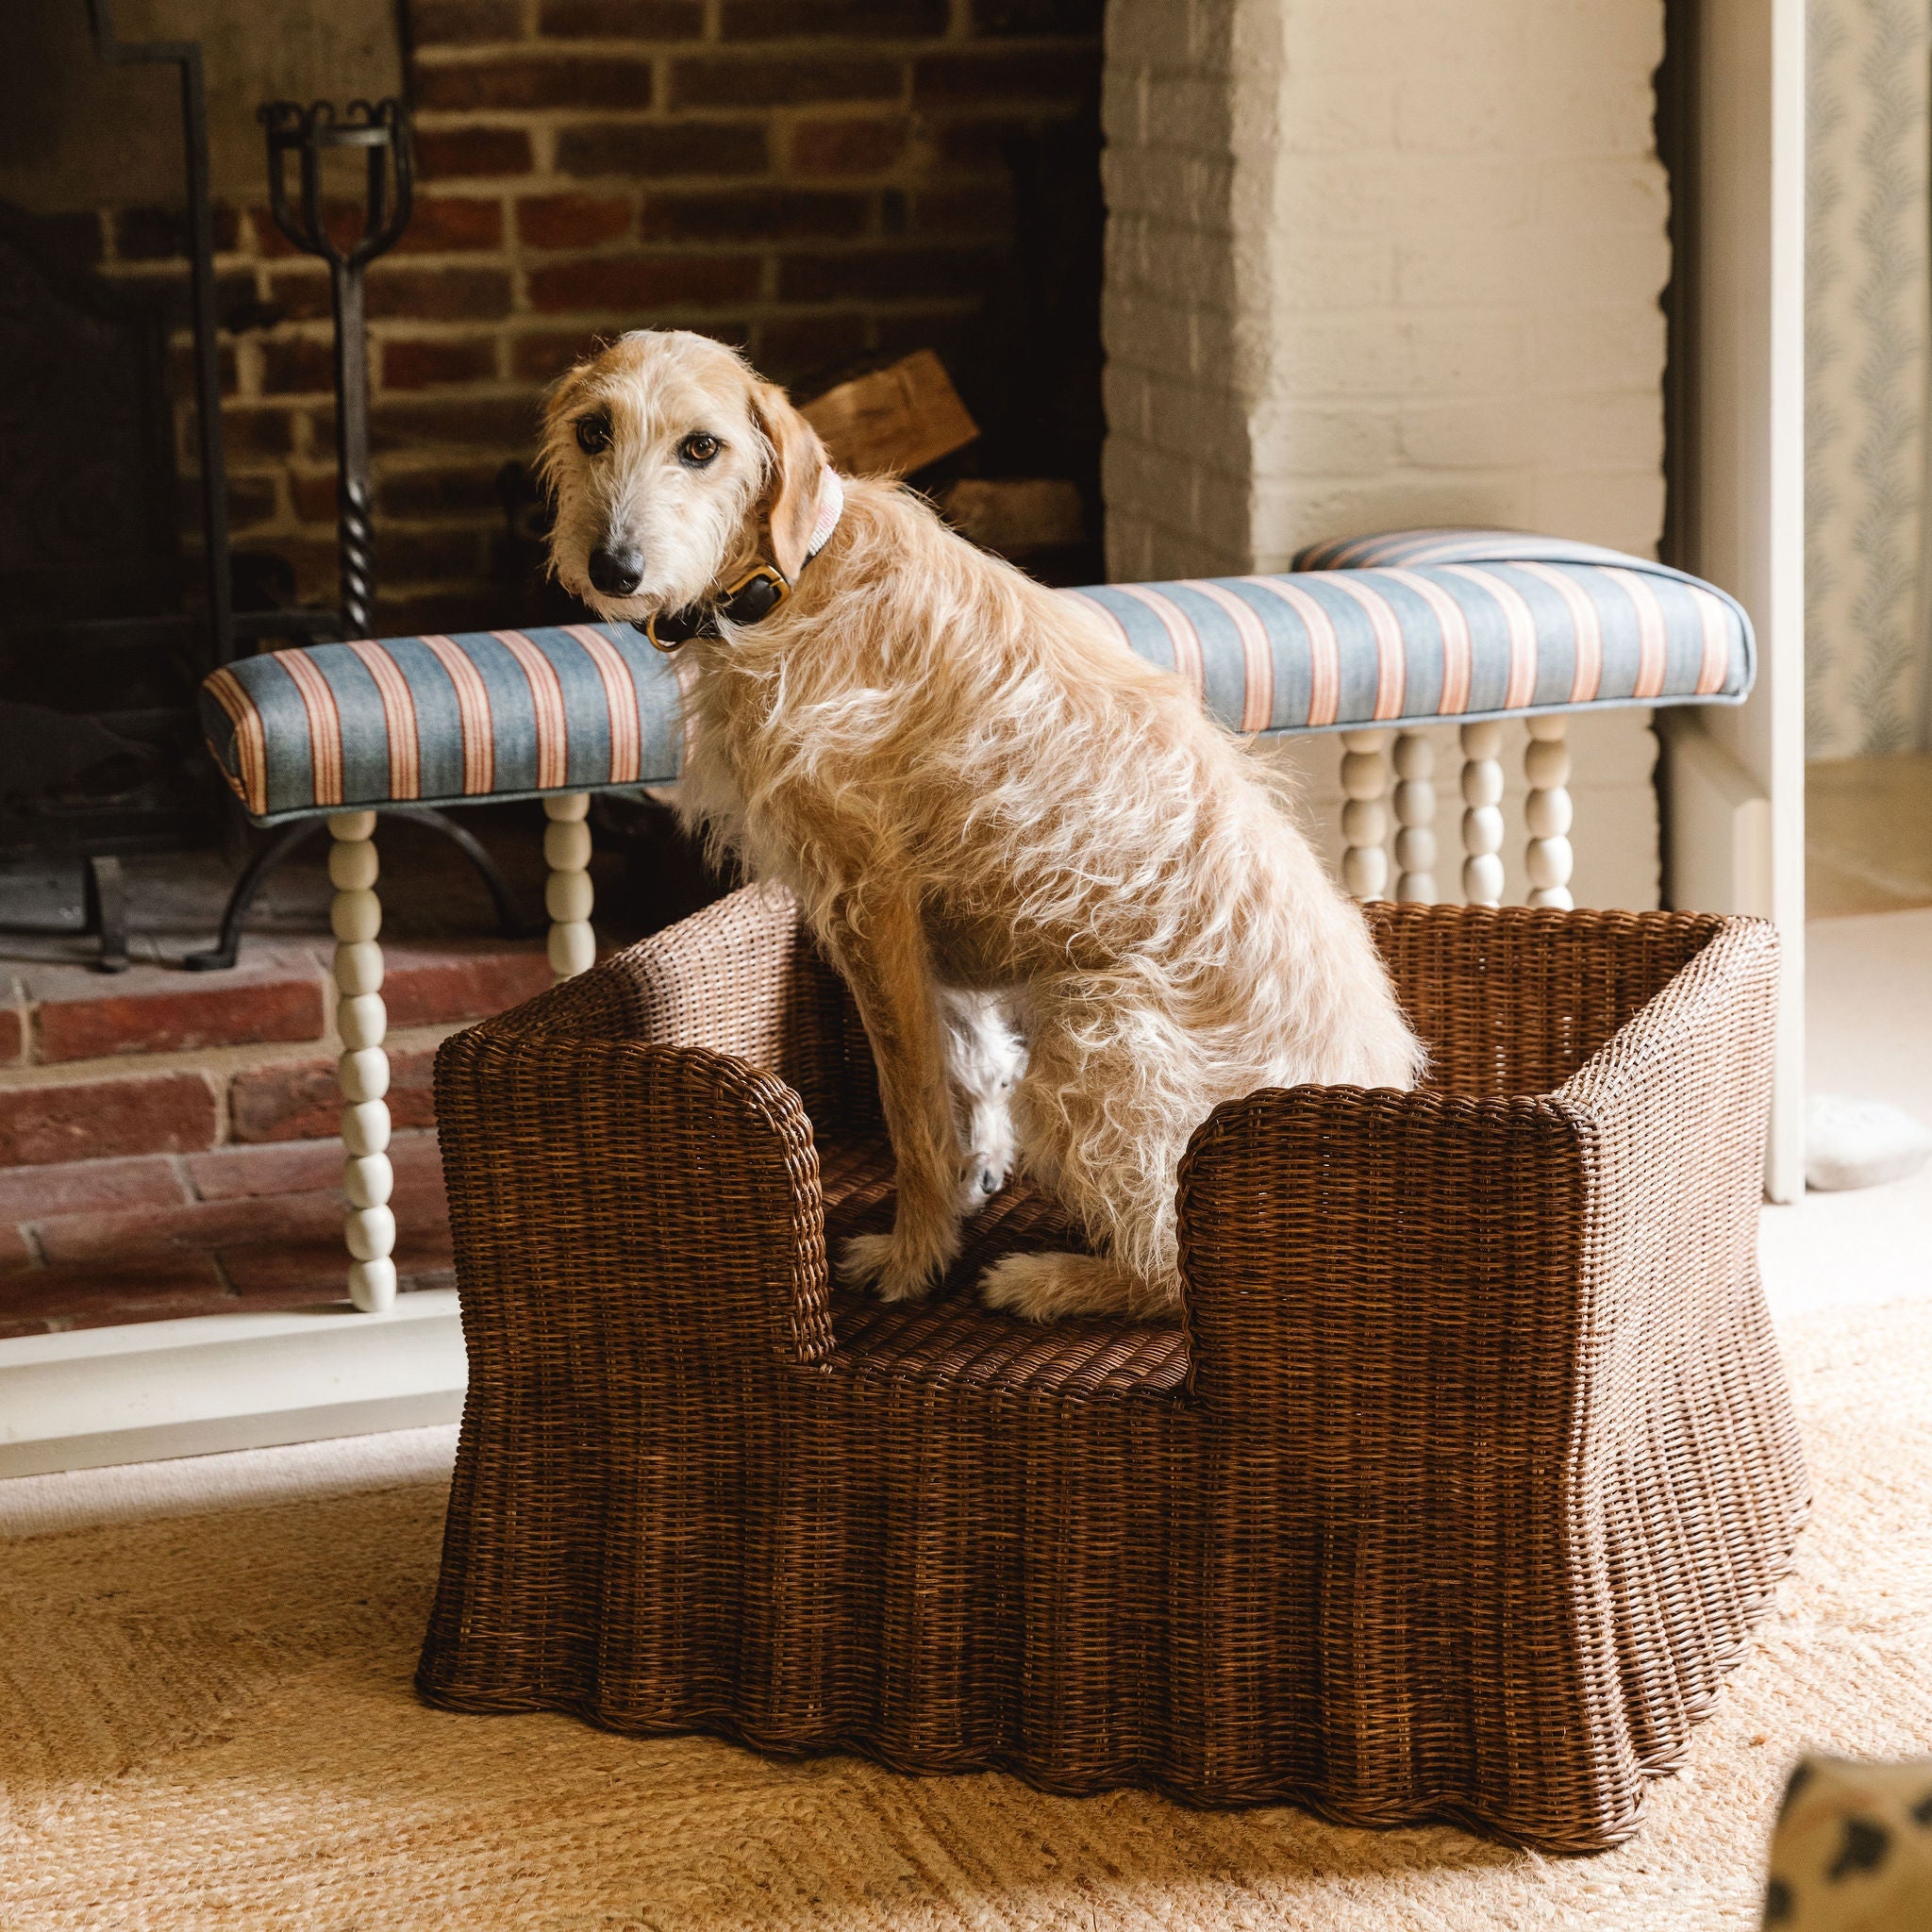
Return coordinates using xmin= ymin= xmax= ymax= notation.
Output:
xmin=539 ymin=329 xmax=831 ymax=625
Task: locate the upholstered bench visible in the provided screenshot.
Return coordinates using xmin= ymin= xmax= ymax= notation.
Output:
xmin=197 ymin=526 xmax=1754 ymax=1308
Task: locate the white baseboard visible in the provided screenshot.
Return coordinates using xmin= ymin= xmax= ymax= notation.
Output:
xmin=0 ymin=1291 xmax=467 ymax=1478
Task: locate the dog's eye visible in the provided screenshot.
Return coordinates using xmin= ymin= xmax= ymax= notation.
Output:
xmin=575 ymin=412 xmax=611 ymax=456
xmin=678 ymin=432 xmax=721 ymax=468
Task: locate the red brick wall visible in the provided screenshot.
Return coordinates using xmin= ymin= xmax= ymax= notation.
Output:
xmin=75 ymin=0 xmax=1102 ymax=636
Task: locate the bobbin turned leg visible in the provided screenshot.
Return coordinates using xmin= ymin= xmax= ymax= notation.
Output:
xmin=543 ymin=792 xmax=595 ymax=980
xmin=1339 ymin=730 xmax=1391 ymax=901
xmin=328 ymin=811 xmax=395 ymax=1314
xmin=1524 ymin=717 xmax=1576 ymax=909
xmin=1458 ymin=721 xmax=1507 ymax=908
xmin=1392 ymin=729 xmax=1438 ymax=903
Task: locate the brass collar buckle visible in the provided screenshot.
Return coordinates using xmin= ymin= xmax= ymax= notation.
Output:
xmin=639 ymin=564 xmax=792 ymax=655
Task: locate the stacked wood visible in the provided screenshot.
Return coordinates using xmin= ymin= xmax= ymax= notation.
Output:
xmin=797 ymin=354 xmax=1086 ymax=563
xmin=798 ymin=351 xmax=979 ymax=477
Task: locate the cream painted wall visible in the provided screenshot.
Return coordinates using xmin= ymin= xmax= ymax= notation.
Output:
xmin=1660 ymin=0 xmax=1807 ymax=1198
xmin=1102 ymin=0 xmax=1673 ymax=910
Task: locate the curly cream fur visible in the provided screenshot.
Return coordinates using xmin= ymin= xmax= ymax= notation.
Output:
xmin=545 ymin=330 xmax=1424 ymax=1321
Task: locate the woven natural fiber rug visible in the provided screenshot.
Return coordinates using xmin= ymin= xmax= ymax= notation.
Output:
xmin=4 ymin=1299 xmax=1929 ymax=1932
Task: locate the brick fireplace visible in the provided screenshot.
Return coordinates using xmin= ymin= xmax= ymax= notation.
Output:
xmin=1101 ymin=0 xmax=1670 ymax=574
xmin=70 ymin=0 xmax=1104 ymax=635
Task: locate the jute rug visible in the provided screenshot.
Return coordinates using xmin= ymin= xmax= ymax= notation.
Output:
xmin=4 ymin=1299 xmax=1930 ymax=1932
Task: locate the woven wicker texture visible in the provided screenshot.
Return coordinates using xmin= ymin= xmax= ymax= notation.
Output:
xmin=418 ymin=888 xmax=1807 ymax=1855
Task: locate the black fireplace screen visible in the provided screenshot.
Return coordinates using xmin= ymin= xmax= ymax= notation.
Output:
xmin=0 ymin=202 xmax=210 ymax=857
xmin=0 ymin=0 xmax=404 ymax=883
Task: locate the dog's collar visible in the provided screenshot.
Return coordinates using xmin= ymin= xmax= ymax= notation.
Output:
xmin=639 ymin=563 xmax=791 ymax=651
xmin=636 ymin=469 xmax=843 ymax=654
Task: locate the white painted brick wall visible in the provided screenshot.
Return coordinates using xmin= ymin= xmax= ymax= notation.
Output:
xmin=1102 ymin=0 xmax=1671 ymax=907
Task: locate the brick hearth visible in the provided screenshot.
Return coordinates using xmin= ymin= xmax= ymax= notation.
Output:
xmin=0 ymin=938 xmax=554 ymax=1337
xmin=0 ymin=802 xmax=595 ymax=1339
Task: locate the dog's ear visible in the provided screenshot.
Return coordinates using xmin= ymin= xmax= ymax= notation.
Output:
xmin=542 ymin=357 xmax=594 ymax=433
xmin=535 ymin=359 xmax=591 ymax=494
xmin=751 ymin=382 xmax=830 ymax=580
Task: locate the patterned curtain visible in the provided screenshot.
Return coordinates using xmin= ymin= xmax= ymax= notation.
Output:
xmin=1807 ymin=0 xmax=1932 ymax=758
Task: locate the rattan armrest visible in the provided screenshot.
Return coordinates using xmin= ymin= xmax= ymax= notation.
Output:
xmin=470 ymin=881 xmax=864 ymax=1129
xmin=1175 ymin=1082 xmax=1591 ymax=1424
xmin=433 ymin=1025 xmax=834 ymax=1367
xmin=1546 ymin=913 xmax=1781 ymax=1388
xmin=1174 ymin=911 xmax=1778 ymax=1428
xmin=1553 ymin=915 xmax=1778 ymax=1146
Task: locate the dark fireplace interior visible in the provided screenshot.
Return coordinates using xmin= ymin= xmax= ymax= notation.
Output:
xmin=0 ymin=206 xmax=208 ymax=858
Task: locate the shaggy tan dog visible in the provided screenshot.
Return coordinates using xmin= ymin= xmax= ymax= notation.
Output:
xmin=542 ymin=330 xmax=1422 ymax=1320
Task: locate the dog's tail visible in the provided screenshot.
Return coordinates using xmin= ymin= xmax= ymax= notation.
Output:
xmin=979 ymin=1250 xmax=1170 ymax=1322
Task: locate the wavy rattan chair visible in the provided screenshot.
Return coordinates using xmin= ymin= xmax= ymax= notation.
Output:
xmin=416 ymin=884 xmax=1807 ymax=1854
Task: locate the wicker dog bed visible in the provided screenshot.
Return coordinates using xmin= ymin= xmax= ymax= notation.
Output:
xmin=416 ymin=885 xmax=1806 ymax=1854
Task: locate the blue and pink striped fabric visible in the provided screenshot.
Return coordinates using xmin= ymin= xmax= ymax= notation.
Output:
xmin=199 ymin=529 xmax=1753 ymax=824
xmin=1065 ymin=532 xmax=1751 ymax=739
xmin=201 ymin=624 xmax=690 ymax=824
xmin=1291 ymin=527 xmax=1648 ymax=571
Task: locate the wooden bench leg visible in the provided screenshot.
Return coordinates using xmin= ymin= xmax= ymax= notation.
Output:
xmin=1340 ymin=730 xmax=1391 ymax=901
xmin=1392 ymin=729 xmax=1438 ymax=903
xmin=1524 ymin=717 xmax=1576 ymax=909
xmin=1458 ymin=721 xmax=1507 ymax=907
xmin=543 ymin=792 xmax=596 ymax=980
xmin=328 ymin=810 xmax=396 ymax=1314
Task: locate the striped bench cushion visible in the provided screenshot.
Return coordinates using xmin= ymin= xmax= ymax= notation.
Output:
xmin=1074 ymin=535 xmax=1751 ymax=741
xmin=1291 ymin=527 xmax=1650 ymax=570
xmin=202 ymin=625 xmax=689 ymax=825
xmin=200 ymin=529 xmax=1754 ymax=824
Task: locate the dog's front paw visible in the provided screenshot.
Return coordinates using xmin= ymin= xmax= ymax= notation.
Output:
xmin=838 ymin=1232 xmax=936 ymax=1304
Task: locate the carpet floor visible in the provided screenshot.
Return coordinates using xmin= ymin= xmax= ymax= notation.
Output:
xmin=3 ymin=1297 xmax=1930 ymax=1932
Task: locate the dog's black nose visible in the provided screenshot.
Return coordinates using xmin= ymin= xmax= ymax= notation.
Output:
xmin=588 ymin=543 xmax=644 ymax=596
